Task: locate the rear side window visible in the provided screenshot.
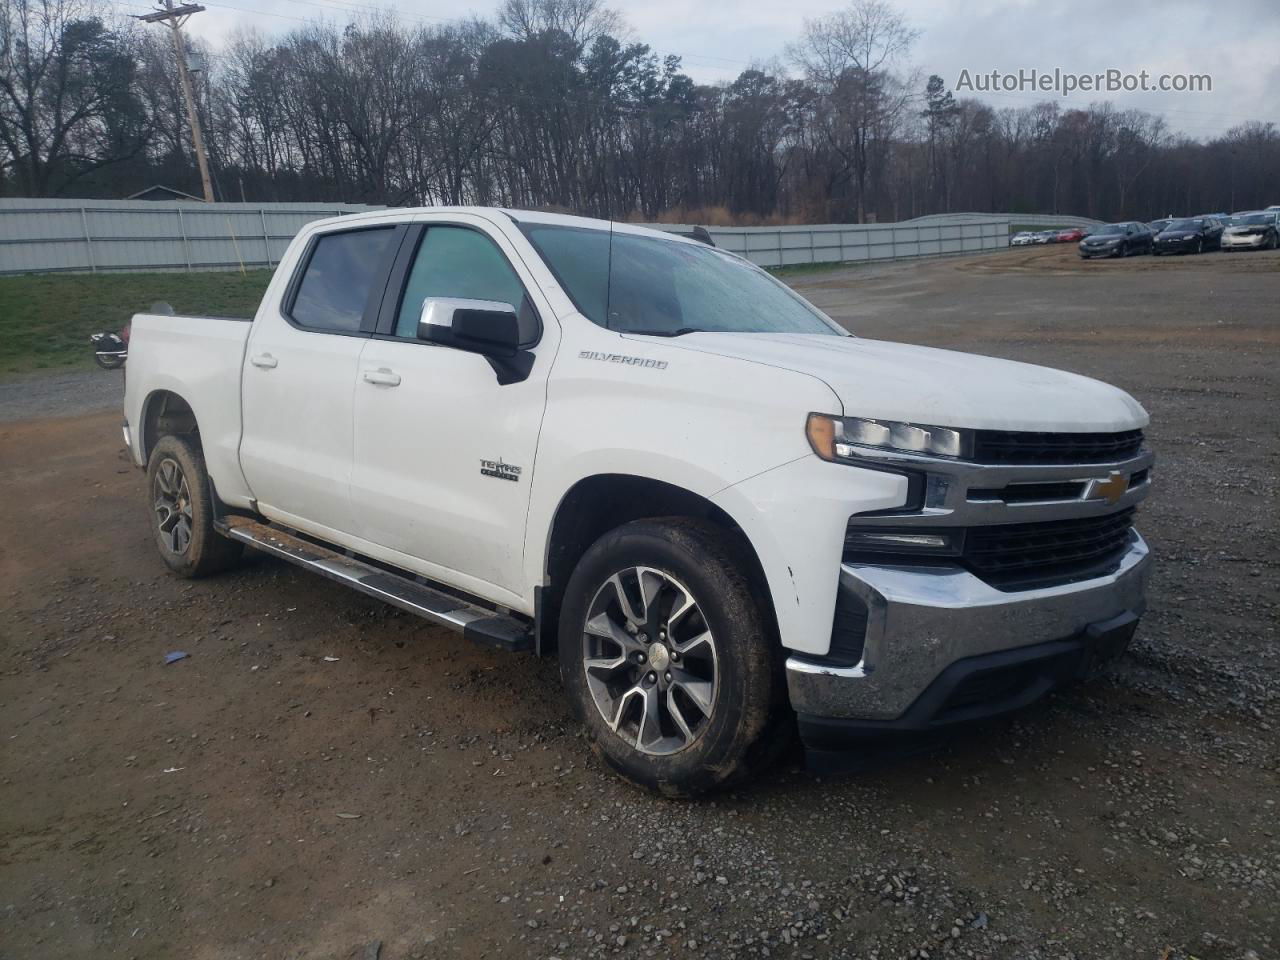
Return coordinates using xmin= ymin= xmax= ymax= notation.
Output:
xmin=394 ymin=226 xmax=534 ymax=342
xmin=290 ymin=227 xmax=395 ymax=332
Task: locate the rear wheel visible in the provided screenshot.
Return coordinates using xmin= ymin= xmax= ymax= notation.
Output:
xmin=558 ymin=519 xmax=787 ymax=797
xmin=93 ymin=353 xmax=125 ymax=370
xmin=146 ymin=434 xmax=243 ymax=578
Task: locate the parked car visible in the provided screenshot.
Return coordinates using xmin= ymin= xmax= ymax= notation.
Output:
xmin=1220 ymin=211 xmax=1280 ymax=251
xmin=1010 ymin=231 xmax=1036 ymax=246
xmin=1147 ymin=218 xmax=1174 ymax=234
xmin=1032 ymin=230 xmax=1058 ymax=244
xmin=1056 ymin=227 xmax=1087 ymax=243
xmin=1079 ymin=222 xmax=1152 ymax=258
xmin=1152 ymin=217 xmax=1223 ymax=255
xmin=121 ymin=207 xmax=1154 ymax=796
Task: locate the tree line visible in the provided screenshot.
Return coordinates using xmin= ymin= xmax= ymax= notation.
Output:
xmin=3 ymin=0 xmax=1276 ymax=222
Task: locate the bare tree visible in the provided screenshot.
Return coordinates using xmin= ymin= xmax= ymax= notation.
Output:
xmin=0 ymin=0 xmax=148 ymax=194
xmin=788 ymin=0 xmax=918 ymax=220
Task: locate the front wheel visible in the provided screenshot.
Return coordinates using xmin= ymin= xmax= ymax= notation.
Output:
xmin=558 ymin=519 xmax=787 ymax=797
xmin=146 ymin=434 xmax=243 ymax=578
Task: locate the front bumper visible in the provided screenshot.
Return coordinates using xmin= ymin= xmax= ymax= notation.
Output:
xmin=1221 ymin=233 xmax=1267 ymax=249
xmin=786 ymin=530 xmax=1150 ymax=733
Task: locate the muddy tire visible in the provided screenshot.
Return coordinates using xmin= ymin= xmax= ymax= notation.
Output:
xmin=146 ymin=434 xmax=243 ymax=578
xmin=558 ymin=518 xmax=787 ymax=798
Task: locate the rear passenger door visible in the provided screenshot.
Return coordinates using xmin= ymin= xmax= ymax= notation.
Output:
xmin=239 ymin=224 xmax=402 ymax=538
xmin=348 ymin=214 xmax=559 ymax=603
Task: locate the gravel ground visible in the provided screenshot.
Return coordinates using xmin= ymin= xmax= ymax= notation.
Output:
xmin=1 ymin=244 xmax=1277 ymax=960
xmin=0 ymin=367 xmax=124 ymax=421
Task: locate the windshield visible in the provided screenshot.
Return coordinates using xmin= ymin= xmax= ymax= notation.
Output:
xmin=1094 ymin=224 xmax=1124 ymax=235
xmin=521 ymin=224 xmax=844 ymax=336
xmin=1235 ymin=213 xmax=1272 ymax=226
xmin=1166 ymin=219 xmax=1203 ymax=231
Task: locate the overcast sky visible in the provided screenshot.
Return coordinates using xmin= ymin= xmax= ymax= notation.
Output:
xmin=150 ymin=0 xmax=1279 ymax=140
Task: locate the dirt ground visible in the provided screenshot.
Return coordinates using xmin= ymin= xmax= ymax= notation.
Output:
xmin=2 ymin=243 xmax=1277 ymax=960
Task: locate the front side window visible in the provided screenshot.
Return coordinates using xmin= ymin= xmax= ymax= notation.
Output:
xmin=395 ymin=226 xmax=533 ymax=342
xmin=290 ymin=227 xmax=395 ymax=332
xmin=522 ymin=225 xmax=843 ymax=337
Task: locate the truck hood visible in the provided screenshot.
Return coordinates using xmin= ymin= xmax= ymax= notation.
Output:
xmin=650 ymin=333 xmax=1148 ymax=432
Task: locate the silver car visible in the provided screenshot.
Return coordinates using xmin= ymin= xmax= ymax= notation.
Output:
xmin=1221 ymin=211 xmax=1280 ymax=251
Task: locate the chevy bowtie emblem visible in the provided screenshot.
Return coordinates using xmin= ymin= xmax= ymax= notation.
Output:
xmin=1084 ymin=471 xmax=1129 ymax=505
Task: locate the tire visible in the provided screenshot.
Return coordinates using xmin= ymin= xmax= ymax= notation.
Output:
xmin=1195 ymin=239 xmax=1203 ymax=255
xmin=146 ymin=433 xmax=243 ymax=578
xmin=558 ymin=518 xmax=787 ymax=797
xmin=94 ymin=353 xmax=125 ymax=369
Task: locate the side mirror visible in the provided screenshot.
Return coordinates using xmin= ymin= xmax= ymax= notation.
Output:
xmin=418 ymin=297 xmax=520 ymax=358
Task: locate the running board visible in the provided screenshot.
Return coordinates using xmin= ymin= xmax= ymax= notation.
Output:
xmin=218 ymin=517 xmax=532 ymax=652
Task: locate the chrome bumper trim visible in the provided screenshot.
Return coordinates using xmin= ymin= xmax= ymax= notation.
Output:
xmin=785 ymin=532 xmax=1151 ymax=720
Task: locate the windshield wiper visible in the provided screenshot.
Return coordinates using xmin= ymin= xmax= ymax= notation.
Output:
xmin=626 ymin=327 xmax=704 ymax=337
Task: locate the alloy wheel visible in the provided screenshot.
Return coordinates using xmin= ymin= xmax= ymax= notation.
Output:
xmin=153 ymin=457 xmax=194 ymax=555
xmin=581 ymin=566 xmax=718 ymax=756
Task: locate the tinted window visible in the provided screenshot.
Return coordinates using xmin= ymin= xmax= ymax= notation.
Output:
xmin=395 ymin=226 xmax=533 ymax=342
xmin=291 ymin=228 xmax=395 ymax=332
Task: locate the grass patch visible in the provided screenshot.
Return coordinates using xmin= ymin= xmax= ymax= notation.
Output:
xmin=768 ymin=260 xmax=868 ymax=278
xmin=0 ymin=269 xmax=273 ymax=377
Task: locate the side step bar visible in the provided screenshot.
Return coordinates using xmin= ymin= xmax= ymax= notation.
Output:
xmin=218 ymin=517 xmax=532 ymax=652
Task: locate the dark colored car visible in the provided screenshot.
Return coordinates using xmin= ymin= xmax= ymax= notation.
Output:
xmin=1153 ymin=217 xmax=1223 ymax=255
xmin=1078 ymin=222 xmax=1152 ymax=259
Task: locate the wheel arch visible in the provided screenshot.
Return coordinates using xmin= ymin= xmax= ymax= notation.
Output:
xmin=139 ymin=389 xmax=200 ymax=462
xmin=538 ymin=473 xmax=777 ymax=656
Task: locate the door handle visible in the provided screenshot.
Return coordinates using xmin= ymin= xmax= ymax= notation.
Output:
xmin=362 ymin=367 xmax=401 ymax=387
xmin=250 ymin=353 xmax=278 ymax=369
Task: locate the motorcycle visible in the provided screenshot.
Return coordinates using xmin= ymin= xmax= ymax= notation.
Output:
xmin=89 ymin=323 xmax=129 ymax=369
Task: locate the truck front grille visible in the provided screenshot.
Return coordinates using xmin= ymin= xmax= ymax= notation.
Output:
xmin=843 ymin=507 xmax=1137 ymax=591
xmin=963 ymin=508 xmax=1136 ymax=589
xmin=972 ymin=428 xmax=1144 ymax=465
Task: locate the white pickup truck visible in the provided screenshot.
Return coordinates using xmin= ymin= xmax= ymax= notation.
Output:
xmin=123 ymin=208 xmax=1153 ymax=795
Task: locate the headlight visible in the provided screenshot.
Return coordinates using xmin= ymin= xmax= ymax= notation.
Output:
xmin=806 ymin=413 xmax=973 ymax=461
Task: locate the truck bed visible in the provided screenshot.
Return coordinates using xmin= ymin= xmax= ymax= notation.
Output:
xmin=123 ymin=312 xmax=255 ymax=506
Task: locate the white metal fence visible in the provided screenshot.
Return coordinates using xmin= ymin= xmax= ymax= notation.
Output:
xmin=0 ymin=198 xmax=380 ymax=275
xmin=1 ymin=198 xmax=1013 ymax=276
xmin=644 ymin=219 xmax=1011 ymax=267
xmin=903 ymin=212 xmax=1102 ymax=229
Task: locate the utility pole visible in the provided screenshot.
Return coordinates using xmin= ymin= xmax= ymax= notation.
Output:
xmin=135 ymin=2 xmax=215 ymax=202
